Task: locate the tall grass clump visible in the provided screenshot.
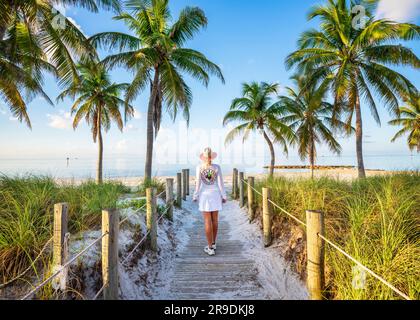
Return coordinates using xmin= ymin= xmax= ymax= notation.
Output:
xmin=255 ymin=173 xmax=420 ymax=300
xmin=0 ymin=175 xmax=129 ymax=286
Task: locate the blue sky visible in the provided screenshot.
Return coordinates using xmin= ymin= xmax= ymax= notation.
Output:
xmin=0 ymin=0 xmax=419 ymax=167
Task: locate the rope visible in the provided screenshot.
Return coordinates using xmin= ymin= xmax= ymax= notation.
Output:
xmin=318 ymin=234 xmax=411 ymax=300
xmin=119 ymin=189 xmax=167 ymax=227
xmin=242 ymin=178 xmax=307 ymax=227
xmin=20 ymin=233 xmax=108 ymax=300
xmin=120 ymin=201 xmax=173 ymax=265
xmin=240 ymin=177 xmax=411 ymax=301
xmin=93 ymin=282 xmax=107 ymax=300
xmin=0 ymin=237 xmax=54 ymax=289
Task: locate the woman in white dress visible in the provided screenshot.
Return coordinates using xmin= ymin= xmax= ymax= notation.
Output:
xmin=193 ymin=147 xmax=227 ymax=256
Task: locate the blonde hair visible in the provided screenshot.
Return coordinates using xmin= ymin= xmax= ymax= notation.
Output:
xmin=202 ymin=147 xmax=213 ymax=168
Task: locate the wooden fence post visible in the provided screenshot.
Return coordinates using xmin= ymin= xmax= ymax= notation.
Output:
xmin=52 ymin=203 xmax=68 ymax=292
xmin=176 ymin=173 xmax=182 ymax=208
xmin=166 ymin=178 xmax=174 ymax=221
xmin=262 ymin=188 xmax=273 ymax=247
xmin=146 ymin=188 xmax=158 ymax=252
xmin=102 ymin=209 xmax=119 ymax=300
xmin=306 ymin=210 xmax=325 ymax=300
xmin=233 ymin=168 xmax=238 ymax=199
xmin=247 ymin=177 xmax=255 ymax=222
xmin=239 ymin=172 xmax=245 ymax=207
xmin=186 ymin=169 xmax=190 ymax=196
xmin=182 ymin=169 xmax=187 ymax=201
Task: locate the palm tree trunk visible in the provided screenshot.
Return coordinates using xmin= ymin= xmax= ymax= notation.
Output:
xmin=96 ymin=110 xmax=103 ymax=184
xmin=144 ymin=69 xmax=160 ymax=183
xmin=309 ymin=139 xmax=315 ymax=179
xmin=263 ymin=130 xmax=275 ymax=177
xmin=355 ymin=94 xmax=366 ymax=178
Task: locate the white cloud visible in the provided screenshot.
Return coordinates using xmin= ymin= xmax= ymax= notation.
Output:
xmin=9 ymin=116 xmax=18 ymax=122
xmin=115 ymin=139 xmax=128 ymax=152
xmin=67 ymin=17 xmax=86 ymax=36
xmin=124 ymin=124 xmax=139 ymax=132
xmin=133 ymin=109 xmax=142 ymax=120
xmin=376 ymin=0 xmax=420 ymax=22
xmin=47 ymin=110 xmax=73 ymax=129
xmin=0 ymin=105 xmax=6 ymax=115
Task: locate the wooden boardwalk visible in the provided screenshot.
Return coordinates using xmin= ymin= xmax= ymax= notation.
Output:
xmin=168 ymin=210 xmax=265 ymax=300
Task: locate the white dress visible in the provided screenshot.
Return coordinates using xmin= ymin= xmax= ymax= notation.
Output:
xmin=193 ymin=164 xmax=227 ymax=212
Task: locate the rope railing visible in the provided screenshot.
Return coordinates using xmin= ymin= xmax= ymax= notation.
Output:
xmin=20 ymin=232 xmax=108 ymax=300
xmin=16 ymin=173 xmax=184 ymax=300
xmin=0 ymin=237 xmax=54 ymax=290
xmin=240 ymin=176 xmax=411 ymax=301
xmin=120 ymin=200 xmax=174 ymax=266
xmin=119 ymin=189 xmax=167 ymax=227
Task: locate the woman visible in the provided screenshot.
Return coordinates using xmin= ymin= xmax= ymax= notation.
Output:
xmin=193 ymin=147 xmax=227 ymax=256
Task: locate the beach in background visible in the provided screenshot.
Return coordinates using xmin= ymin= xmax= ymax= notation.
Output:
xmin=0 ymin=154 xmax=418 ymax=180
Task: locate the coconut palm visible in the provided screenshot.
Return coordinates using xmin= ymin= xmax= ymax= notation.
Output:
xmin=57 ymin=60 xmax=134 ymax=184
xmin=388 ymin=92 xmax=420 ymax=152
xmin=0 ymin=0 xmax=120 ymax=128
xmin=90 ymin=0 xmax=224 ymax=182
xmin=286 ymin=0 xmax=419 ymax=178
xmin=280 ymin=75 xmax=350 ymax=178
xmin=223 ymin=82 xmax=295 ymax=177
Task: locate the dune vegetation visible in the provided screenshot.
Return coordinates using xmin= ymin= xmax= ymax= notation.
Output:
xmin=254 ymin=172 xmax=420 ymax=300
xmin=0 ymin=175 xmax=130 ymax=286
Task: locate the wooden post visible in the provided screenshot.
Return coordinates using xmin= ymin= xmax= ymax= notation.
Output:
xmin=166 ymin=178 xmax=174 ymax=221
xmin=52 ymin=203 xmax=68 ymax=292
xmin=306 ymin=210 xmax=325 ymax=300
xmin=182 ymin=169 xmax=187 ymax=201
xmin=102 ymin=209 xmax=119 ymax=300
xmin=186 ymin=169 xmax=190 ymax=196
xmin=176 ymin=173 xmax=182 ymax=208
xmin=247 ymin=177 xmax=255 ymax=222
xmin=146 ymin=188 xmax=158 ymax=252
xmin=233 ymin=168 xmax=238 ymax=199
xmin=262 ymin=188 xmax=273 ymax=247
xmin=239 ymin=172 xmax=245 ymax=207
xmin=53 ymin=203 xmax=68 ymax=267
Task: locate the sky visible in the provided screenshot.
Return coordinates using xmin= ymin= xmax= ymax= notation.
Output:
xmin=0 ymin=0 xmax=419 ymax=169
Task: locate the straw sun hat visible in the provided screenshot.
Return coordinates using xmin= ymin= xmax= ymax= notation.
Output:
xmin=200 ymin=147 xmax=218 ymax=162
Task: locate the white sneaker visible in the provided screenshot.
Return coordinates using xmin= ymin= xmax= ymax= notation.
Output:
xmin=211 ymin=243 xmax=217 ymax=250
xmin=204 ymin=246 xmax=215 ymax=256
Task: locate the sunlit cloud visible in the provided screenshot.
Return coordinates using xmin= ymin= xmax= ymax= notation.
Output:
xmin=376 ymin=0 xmax=420 ymax=22
xmin=133 ymin=109 xmax=142 ymax=120
xmin=47 ymin=110 xmax=73 ymax=130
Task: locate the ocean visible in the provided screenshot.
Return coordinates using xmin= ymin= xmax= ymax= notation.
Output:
xmin=0 ymin=154 xmax=418 ymax=178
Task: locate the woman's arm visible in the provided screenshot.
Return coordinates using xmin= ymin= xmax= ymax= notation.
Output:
xmin=193 ymin=166 xmax=201 ymax=201
xmin=217 ymin=165 xmax=227 ymax=201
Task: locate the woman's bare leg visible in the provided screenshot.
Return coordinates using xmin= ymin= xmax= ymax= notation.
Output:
xmin=211 ymin=211 xmax=219 ymax=245
xmin=203 ymin=212 xmax=214 ymax=247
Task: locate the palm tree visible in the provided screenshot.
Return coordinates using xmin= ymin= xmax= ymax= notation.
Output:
xmin=388 ymin=92 xmax=420 ymax=152
xmin=57 ymin=60 xmax=134 ymax=184
xmin=280 ymin=75 xmax=350 ymax=178
xmin=286 ymin=0 xmax=419 ymax=178
xmin=90 ymin=0 xmax=224 ymax=182
xmin=0 ymin=0 xmax=120 ymax=127
xmin=223 ymin=82 xmax=295 ymax=177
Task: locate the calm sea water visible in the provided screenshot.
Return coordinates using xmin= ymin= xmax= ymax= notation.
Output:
xmin=0 ymin=155 xmax=418 ymax=178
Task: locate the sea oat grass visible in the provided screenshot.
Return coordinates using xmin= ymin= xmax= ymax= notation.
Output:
xmin=256 ymin=173 xmax=420 ymax=300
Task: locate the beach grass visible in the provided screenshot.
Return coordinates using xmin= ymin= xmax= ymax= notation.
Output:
xmin=255 ymin=172 xmax=420 ymax=300
xmin=0 ymin=175 xmax=130 ymax=286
